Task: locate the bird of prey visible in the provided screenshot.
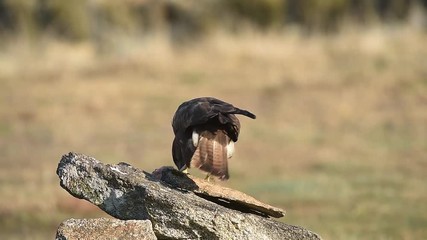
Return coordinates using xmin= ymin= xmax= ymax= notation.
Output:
xmin=172 ymin=97 xmax=256 ymax=180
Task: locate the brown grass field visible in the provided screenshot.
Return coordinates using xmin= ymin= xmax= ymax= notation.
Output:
xmin=0 ymin=26 xmax=426 ymax=239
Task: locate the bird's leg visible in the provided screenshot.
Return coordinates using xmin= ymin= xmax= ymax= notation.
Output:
xmin=179 ymin=165 xmax=190 ymax=175
xmin=205 ymin=173 xmax=211 ymax=182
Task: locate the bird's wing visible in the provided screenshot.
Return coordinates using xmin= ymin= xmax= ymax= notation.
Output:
xmin=172 ymin=97 xmax=256 ymax=135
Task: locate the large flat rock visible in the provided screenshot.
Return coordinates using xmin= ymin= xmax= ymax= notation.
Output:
xmin=57 ymin=152 xmax=322 ymax=240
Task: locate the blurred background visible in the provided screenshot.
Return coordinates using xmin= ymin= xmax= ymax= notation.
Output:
xmin=0 ymin=0 xmax=426 ymax=239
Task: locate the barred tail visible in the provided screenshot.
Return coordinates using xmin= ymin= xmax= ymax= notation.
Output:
xmin=191 ymin=130 xmax=229 ymax=180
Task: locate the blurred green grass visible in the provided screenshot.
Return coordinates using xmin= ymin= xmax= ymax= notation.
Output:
xmin=0 ymin=26 xmax=426 ymax=239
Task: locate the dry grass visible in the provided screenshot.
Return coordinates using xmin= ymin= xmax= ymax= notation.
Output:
xmin=0 ymin=26 xmax=426 ymax=239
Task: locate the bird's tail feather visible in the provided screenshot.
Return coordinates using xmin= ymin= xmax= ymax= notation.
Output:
xmin=191 ymin=131 xmax=229 ymax=180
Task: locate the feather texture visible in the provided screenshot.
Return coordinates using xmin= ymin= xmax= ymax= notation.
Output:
xmin=191 ymin=130 xmax=230 ymax=180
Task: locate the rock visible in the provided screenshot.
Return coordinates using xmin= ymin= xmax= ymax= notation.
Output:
xmin=151 ymin=166 xmax=285 ymax=218
xmin=55 ymin=218 xmax=156 ymax=240
xmin=57 ymin=152 xmax=322 ymax=240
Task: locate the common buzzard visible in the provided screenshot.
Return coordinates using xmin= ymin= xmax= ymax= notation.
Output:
xmin=172 ymin=97 xmax=256 ymax=180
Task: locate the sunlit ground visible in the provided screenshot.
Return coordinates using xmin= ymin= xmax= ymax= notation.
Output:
xmin=0 ymin=26 xmax=426 ymax=239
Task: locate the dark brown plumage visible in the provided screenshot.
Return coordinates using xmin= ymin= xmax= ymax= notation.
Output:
xmin=172 ymin=97 xmax=256 ymax=180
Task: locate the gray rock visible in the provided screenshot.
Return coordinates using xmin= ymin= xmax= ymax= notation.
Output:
xmin=57 ymin=152 xmax=322 ymax=240
xmin=55 ymin=218 xmax=156 ymax=240
xmin=151 ymin=166 xmax=285 ymax=218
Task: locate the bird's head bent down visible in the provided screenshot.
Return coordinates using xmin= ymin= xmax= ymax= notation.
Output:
xmin=171 ymin=97 xmax=256 ymax=181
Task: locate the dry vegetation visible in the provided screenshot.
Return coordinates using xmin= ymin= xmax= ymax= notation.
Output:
xmin=0 ymin=25 xmax=426 ymax=239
